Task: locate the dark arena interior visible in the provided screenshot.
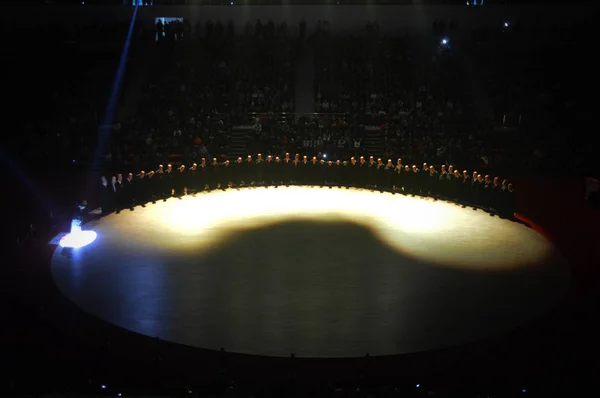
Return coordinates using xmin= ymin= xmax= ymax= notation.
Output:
xmin=3 ymin=1 xmax=599 ymax=397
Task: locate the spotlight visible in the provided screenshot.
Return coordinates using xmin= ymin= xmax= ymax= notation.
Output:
xmin=101 ymin=385 xmax=106 ymax=389
xmin=59 ymin=230 xmax=97 ymax=249
xmin=416 ymin=384 xmax=420 ymax=388
xmin=323 ymin=154 xmax=327 ymax=159
xmin=230 ymin=1 xmax=234 ymax=4
xmin=441 ymin=38 xmax=448 ymax=45
xmin=504 ymin=22 xmax=509 ymax=27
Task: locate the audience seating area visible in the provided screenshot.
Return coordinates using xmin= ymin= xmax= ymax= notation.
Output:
xmin=312 ymin=26 xmax=482 ymax=170
xmin=468 ymin=20 xmax=594 ymax=173
xmin=113 ymin=19 xmax=297 ymax=172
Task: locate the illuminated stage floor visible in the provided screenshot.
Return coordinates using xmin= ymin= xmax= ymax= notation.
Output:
xmin=51 ymin=186 xmax=570 ymax=358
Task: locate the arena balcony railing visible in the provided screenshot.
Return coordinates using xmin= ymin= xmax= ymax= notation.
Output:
xmin=216 ymin=112 xmax=351 ymax=118
xmin=147 ymin=0 xmax=449 ymax=5
xmin=213 ymin=112 xmax=374 ymax=130
xmin=126 ymin=1 xmax=574 ymax=5
xmin=16 ymin=0 xmax=590 ymax=6
xmin=24 ymin=1 xmax=518 ymax=6
xmin=214 ymin=111 xmax=392 ymax=122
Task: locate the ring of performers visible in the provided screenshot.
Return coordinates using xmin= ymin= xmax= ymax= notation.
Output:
xmin=98 ymin=154 xmax=516 ymax=219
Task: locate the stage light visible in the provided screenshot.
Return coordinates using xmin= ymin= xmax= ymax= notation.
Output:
xmin=441 ymin=38 xmax=448 ymax=45
xmin=504 ymin=22 xmax=509 ymax=27
xmin=100 ymin=186 xmax=558 ymax=270
xmin=230 ymin=1 xmax=233 ymax=4
xmin=323 ymin=154 xmax=327 ymax=158
xmin=416 ymin=384 xmax=420 ymax=388
xmin=101 ymin=385 xmax=106 ymax=389
xmin=59 ymin=230 xmax=97 ymax=249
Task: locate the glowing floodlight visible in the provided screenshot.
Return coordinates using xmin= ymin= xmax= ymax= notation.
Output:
xmin=59 ymin=231 xmax=97 ymax=249
xmin=441 ymin=38 xmax=448 ymax=45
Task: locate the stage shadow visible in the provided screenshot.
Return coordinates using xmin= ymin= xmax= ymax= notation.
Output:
xmin=162 ymin=218 xmax=566 ymax=357
xmin=192 ymin=218 xmax=419 ymax=271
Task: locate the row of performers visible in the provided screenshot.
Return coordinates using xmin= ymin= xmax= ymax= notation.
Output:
xmin=100 ymin=154 xmax=516 ymax=217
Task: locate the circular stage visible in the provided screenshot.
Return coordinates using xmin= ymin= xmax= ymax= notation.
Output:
xmin=51 ymin=186 xmax=570 ymax=358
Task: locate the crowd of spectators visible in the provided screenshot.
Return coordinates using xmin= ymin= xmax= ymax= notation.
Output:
xmin=9 ymin=17 xmax=300 ymax=172
xmin=107 ymin=18 xmax=298 ymax=173
xmin=311 ymin=23 xmax=484 ymax=173
xmin=305 ymin=19 xmax=595 ymax=178
xmin=10 ymin=17 xmax=595 ymax=180
xmin=239 ymin=114 xmax=367 ymax=160
xmin=313 ymin=23 xmax=416 ymax=118
xmin=468 ymin=20 xmax=594 ymax=174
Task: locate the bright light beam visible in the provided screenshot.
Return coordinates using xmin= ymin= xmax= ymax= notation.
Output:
xmin=96 ymin=187 xmax=557 ymax=271
xmin=89 ymin=4 xmax=139 ymax=178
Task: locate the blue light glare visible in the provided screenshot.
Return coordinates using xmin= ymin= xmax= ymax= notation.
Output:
xmin=59 ymin=231 xmax=97 ymax=249
xmin=442 ymin=38 xmax=448 ymax=45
